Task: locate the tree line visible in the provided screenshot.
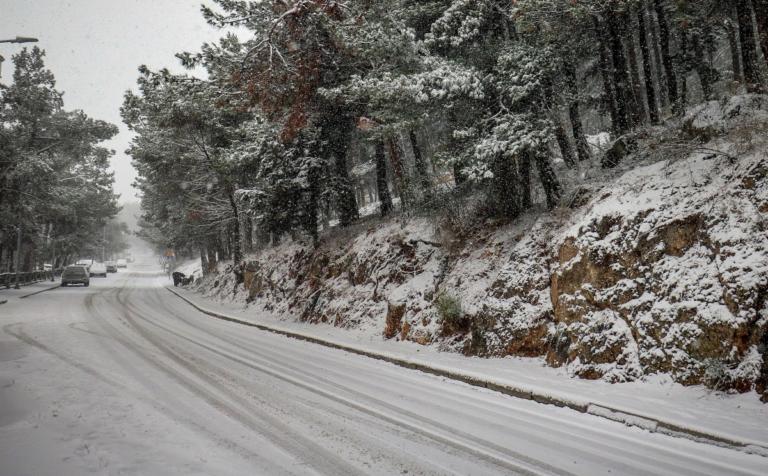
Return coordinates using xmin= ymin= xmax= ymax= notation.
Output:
xmin=0 ymin=48 xmax=125 ymax=273
xmin=126 ymin=0 xmax=768 ymax=271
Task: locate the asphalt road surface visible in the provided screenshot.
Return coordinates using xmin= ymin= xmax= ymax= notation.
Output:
xmin=1 ymin=265 xmax=766 ymax=475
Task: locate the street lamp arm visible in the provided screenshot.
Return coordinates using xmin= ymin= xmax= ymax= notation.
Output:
xmin=0 ymin=36 xmax=39 ymax=44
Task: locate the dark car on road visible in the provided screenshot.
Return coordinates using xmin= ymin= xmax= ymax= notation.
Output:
xmin=61 ymin=265 xmax=90 ymax=287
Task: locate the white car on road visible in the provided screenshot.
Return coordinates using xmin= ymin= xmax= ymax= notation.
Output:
xmin=89 ymin=262 xmax=108 ymax=277
xmin=76 ymin=259 xmax=94 ymax=270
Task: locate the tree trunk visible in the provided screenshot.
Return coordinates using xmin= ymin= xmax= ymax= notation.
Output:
xmin=375 ymin=141 xmax=393 ymax=217
xmin=409 ymin=129 xmax=433 ymax=202
xmin=326 ymin=115 xmax=359 ymax=227
xmin=563 ymin=59 xmax=591 ymax=161
xmin=649 ymin=4 xmax=668 ymax=107
xmin=200 ymin=244 xmax=209 ymax=276
xmin=653 ymin=0 xmax=679 ymax=112
xmin=596 ymin=17 xmax=621 ymax=134
xmin=753 ymin=0 xmax=768 ymax=71
xmin=727 ymin=11 xmax=745 ymax=83
xmin=243 ymin=215 xmax=253 ymax=253
xmin=692 ymin=33 xmax=715 ymax=100
xmin=306 ymin=163 xmax=320 ymax=245
xmin=606 ymin=9 xmax=633 ymax=133
xmin=554 ymin=122 xmax=577 ymax=167
xmin=491 ymin=154 xmax=524 ymax=218
xmin=638 ymin=2 xmax=660 ymax=123
xmin=387 ymin=136 xmax=412 ymax=209
xmin=333 ymin=153 xmax=359 ymax=227
xmin=227 ymin=191 xmax=242 ymax=264
xmin=626 ymin=13 xmax=647 ymax=125
xmin=738 ymin=0 xmax=763 ymax=92
xmin=520 ymin=151 xmax=532 ymax=210
xmin=447 ymin=109 xmax=468 ymax=186
xmin=207 ymin=237 xmax=218 ymax=272
xmin=220 ymin=230 xmax=231 ymax=262
xmin=534 ymin=151 xmax=561 ymax=210
xmin=679 ymin=28 xmax=689 ymax=109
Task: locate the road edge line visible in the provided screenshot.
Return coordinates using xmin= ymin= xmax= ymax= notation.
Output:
xmin=166 ymin=286 xmax=768 ymax=457
xmin=18 ymin=284 xmax=61 ymax=299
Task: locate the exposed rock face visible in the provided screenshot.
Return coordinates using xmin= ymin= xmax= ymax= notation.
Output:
xmin=545 ymin=96 xmax=768 ymax=388
xmin=207 ymin=221 xmax=445 ymax=341
xmin=384 ymin=301 xmax=406 ymax=339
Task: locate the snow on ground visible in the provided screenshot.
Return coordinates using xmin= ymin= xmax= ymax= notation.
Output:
xmin=171 ymin=286 xmax=768 ymax=449
xmin=7 ymin=267 xmax=767 ymax=474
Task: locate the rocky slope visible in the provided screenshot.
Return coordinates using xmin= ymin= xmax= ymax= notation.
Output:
xmin=194 ymin=95 xmax=768 ymax=398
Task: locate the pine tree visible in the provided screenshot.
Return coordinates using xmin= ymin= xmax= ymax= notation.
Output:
xmin=1 ymin=47 xmax=120 ymax=272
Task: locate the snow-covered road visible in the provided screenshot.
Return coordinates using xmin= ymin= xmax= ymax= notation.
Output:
xmin=1 ymin=267 xmax=766 ymax=475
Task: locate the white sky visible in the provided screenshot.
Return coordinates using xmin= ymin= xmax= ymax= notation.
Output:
xmin=0 ymin=0 xmax=230 ymax=203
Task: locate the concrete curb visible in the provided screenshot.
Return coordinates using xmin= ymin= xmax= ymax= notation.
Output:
xmin=19 ymin=284 xmax=61 ymax=299
xmin=167 ymin=286 xmax=768 ymax=457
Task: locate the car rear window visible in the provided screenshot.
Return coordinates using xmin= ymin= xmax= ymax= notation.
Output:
xmin=64 ymin=267 xmax=86 ymax=277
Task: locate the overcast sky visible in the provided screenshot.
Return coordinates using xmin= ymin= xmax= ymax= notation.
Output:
xmin=0 ymin=0 xmax=230 ymax=203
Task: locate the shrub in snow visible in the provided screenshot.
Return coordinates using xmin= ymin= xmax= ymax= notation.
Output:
xmin=436 ymin=293 xmax=466 ymax=335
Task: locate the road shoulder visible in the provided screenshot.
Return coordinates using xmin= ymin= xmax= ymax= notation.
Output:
xmin=0 ymin=281 xmax=61 ymax=300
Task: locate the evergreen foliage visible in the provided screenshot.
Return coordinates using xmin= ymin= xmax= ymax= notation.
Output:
xmin=1 ymin=47 xmax=121 ymax=272
xmin=122 ymin=0 xmax=768 ymax=263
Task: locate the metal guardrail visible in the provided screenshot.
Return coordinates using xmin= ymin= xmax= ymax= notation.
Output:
xmin=0 ymin=270 xmax=56 ymax=289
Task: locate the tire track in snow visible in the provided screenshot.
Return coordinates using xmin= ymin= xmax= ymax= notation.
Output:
xmin=108 ymin=282 xmax=364 ymax=476
xmin=79 ymin=290 xmax=293 ymax=473
xmin=2 ymin=291 xmax=289 ymax=474
xmin=119 ymin=288 xmax=570 ymax=476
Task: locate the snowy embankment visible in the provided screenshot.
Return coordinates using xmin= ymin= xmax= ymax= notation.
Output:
xmin=180 ymin=95 xmax=768 ymax=433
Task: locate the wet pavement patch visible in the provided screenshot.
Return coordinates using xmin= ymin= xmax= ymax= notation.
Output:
xmin=0 ymin=340 xmax=28 ymax=362
xmin=0 ymin=376 xmax=31 ymax=427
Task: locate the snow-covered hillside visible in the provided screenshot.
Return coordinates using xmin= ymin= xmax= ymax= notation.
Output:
xmin=190 ymin=95 xmax=768 ymax=399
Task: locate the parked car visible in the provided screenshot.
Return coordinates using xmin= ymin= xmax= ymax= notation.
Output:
xmin=90 ymin=262 xmax=108 ymax=277
xmin=61 ymin=265 xmax=90 ymax=287
xmin=105 ymin=261 xmax=118 ymax=273
xmin=76 ymin=259 xmax=94 ymax=271
xmin=116 ymin=258 xmax=128 ymax=268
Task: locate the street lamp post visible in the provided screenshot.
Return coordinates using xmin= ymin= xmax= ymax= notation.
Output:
xmin=2 ymin=35 xmax=40 ymax=287
xmin=0 ymin=36 xmax=39 ymax=78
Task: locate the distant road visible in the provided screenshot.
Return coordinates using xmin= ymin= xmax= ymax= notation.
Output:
xmin=1 ymin=264 xmax=765 ymax=475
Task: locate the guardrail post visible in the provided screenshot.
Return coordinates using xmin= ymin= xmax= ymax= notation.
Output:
xmin=13 ymin=227 xmax=22 ymax=289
